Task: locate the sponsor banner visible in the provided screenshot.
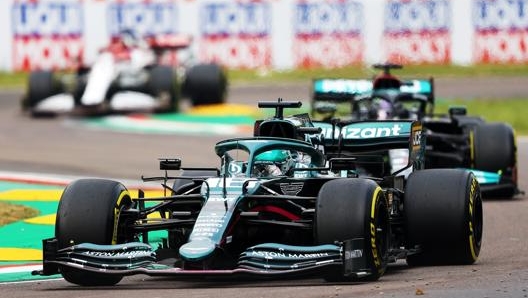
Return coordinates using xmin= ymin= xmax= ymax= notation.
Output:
xmin=5 ymin=0 xmax=528 ymax=72
xmin=384 ymin=31 xmax=451 ymax=64
xmin=11 ymin=0 xmax=84 ymax=71
xmin=107 ymin=0 xmax=178 ymax=37
xmin=383 ymin=0 xmax=451 ymax=64
xmin=473 ymin=0 xmax=528 ymax=63
xmin=293 ymin=0 xmax=364 ymax=68
xmin=198 ymin=1 xmax=272 ymax=68
xmin=107 ymin=0 xmax=181 ymax=65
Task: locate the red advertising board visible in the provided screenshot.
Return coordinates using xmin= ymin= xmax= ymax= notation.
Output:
xmin=12 ymin=0 xmax=84 ymax=71
xmin=383 ymin=0 xmax=451 ymax=64
xmin=473 ymin=0 xmax=528 ymax=63
xmin=198 ymin=1 xmax=272 ymax=69
xmin=293 ymin=0 xmax=364 ymax=68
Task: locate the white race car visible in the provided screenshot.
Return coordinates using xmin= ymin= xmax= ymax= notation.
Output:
xmin=22 ymin=30 xmax=227 ymax=117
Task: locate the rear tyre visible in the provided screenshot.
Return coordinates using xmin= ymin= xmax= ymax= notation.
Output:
xmin=315 ymin=178 xmax=389 ymax=281
xmin=456 ymin=115 xmax=485 ymax=128
xmin=182 ymin=63 xmax=227 ymax=106
xmin=405 ymin=169 xmax=483 ymax=266
xmin=148 ymin=65 xmax=178 ymax=113
xmin=55 ymin=179 xmax=133 ymax=286
xmin=473 ymin=123 xmax=517 ymax=197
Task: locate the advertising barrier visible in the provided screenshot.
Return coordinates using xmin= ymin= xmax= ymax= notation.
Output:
xmin=1 ymin=0 xmax=527 ymax=72
xmin=293 ymin=0 xmax=364 ymax=68
xmin=11 ymin=0 xmax=84 ymax=71
xmin=199 ymin=1 xmax=272 ymax=69
xmin=473 ymin=0 xmax=528 ymax=63
xmin=383 ymin=0 xmax=451 ymax=64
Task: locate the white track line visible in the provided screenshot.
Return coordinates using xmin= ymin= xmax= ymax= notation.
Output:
xmin=0 ymin=264 xmax=42 ymax=274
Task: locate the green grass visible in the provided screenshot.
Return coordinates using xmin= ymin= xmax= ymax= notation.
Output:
xmin=3 ymin=63 xmax=528 ymax=89
xmin=0 ymin=201 xmax=39 ymax=227
xmin=228 ymin=63 xmax=528 ymax=83
xmin=0 ymin=71 xmax=27 ymax=89
xmin=435 ymin=98 xmax=528 ymax=135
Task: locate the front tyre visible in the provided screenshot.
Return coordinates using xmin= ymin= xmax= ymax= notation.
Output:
xmin=405 ymin=169 xmax=483 ymax=266
xmin=182 ymin=63 xmax=227 ymax=106
xmin=23 ymin=70 xmax=63 ymax=116
xmin=315 ymin=179 xmax=389 ymax=281
xmin=473 ymin=123 xmax=517 ymax=198
xmin=55 ymin=179 xmax=133 ymax=286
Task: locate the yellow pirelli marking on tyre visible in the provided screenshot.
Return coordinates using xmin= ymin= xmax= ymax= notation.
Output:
xmin=370 ymin=187 xmax=383 ymax=270
xmin=469 ymin=130 xmax=475 ymax=167
xmin=468 ymin=177 xmax=478 ymax=261
xmin=112 ymin=190 xmax=130 ymax=245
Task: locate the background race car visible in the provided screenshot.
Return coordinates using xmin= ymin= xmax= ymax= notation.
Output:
xmin=21 ymin=30 xmax=227 ymax=117
xmin=310 ymin=64 xmax=520 ymax=198
xmin=34 ymin=100 xmax=482 ymax=286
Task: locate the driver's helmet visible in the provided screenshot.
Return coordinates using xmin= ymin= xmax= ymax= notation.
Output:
xmin=255 ymin=150 xmax=290 ymax=163
xmin=253 ymin=150 xmax=294 ymax=177
xmin=369 ymin=97 xmax=393 ymax=120
xmin=119 ymin=29 xmax=140 ymax=48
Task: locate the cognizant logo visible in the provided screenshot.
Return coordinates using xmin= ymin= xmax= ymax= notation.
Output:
xmin=320 ymin=124 xmax=403 ymax=139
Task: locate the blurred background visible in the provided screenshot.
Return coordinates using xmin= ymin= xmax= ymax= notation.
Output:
xmin=0 ymin=0 xmax=524 ymax=72
xmin=1 ymin=0 xmax=527 ymax=134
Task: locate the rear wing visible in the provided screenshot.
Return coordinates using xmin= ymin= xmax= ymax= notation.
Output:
xmin=146 ymin=33 xmax=192 ymax=51
xmin=312 ymin=120 xmax=425 ymax=168
xmin=312 ymin=78 xmax=434 ymax=101
xmin=311 ymin=78 xmax=434 ymax=116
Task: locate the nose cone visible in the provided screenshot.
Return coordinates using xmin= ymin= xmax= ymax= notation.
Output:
xmin=179 ymin=239 xmax=216 ymax=261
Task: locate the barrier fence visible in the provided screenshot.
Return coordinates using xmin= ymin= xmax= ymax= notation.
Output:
xmin=1 ymin=0 xmax=527 ymax=71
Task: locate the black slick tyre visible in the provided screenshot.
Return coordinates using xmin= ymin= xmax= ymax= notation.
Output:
xmin=182 ymin=63 xmax=227 ymax=106
xmin=55 ymin=179 xmax=133 ymax=286
xmin=148 ymin=65 xmax=178 ymax=113
xmin=405 ymin=169 xmax=483 ymax=266
xmin=315 ymin=178 xmax=389 ymax=281
xmin=473 ymin=123 xmax=517 ymax=197
xmin=473 ymin=123 xmax=515 ymax=172
xmin=24 ymin=70 xmax=62 ymax=116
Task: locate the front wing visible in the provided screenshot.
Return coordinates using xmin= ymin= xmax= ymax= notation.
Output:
xmin=33 ymin=238 xmax=373 ymax=280
xmin=470 ymin=169 xmax=521 ymax=197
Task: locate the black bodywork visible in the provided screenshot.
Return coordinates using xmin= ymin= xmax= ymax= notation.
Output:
xmin=310 ymin=64 xmax=520 ymax=198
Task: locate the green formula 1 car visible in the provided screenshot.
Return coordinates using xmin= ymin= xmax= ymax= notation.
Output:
xmin=33 ymin=100 xmax=483 ymax=286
